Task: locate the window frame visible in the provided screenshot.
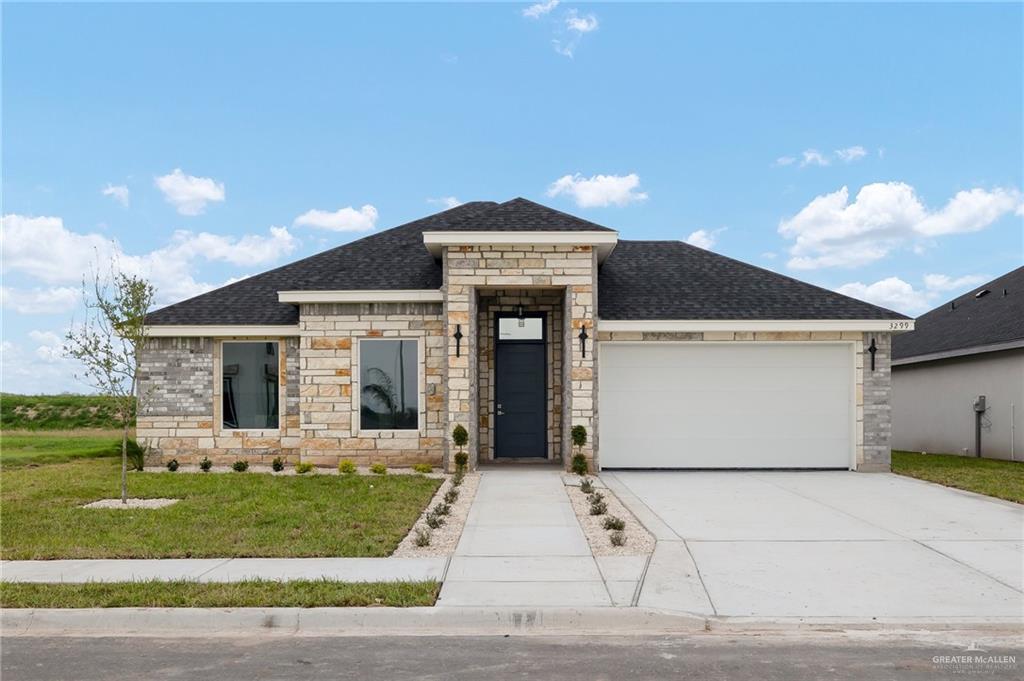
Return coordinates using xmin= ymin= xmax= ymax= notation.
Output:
xmin=218 ymin=339 xmax=283 ymax=433
xmin=355 ymin=337 xmax=424 ymax=435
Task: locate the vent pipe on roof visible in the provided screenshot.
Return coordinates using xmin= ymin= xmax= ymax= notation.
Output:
xmin=975 ymin=289 xmax=991 ymax=299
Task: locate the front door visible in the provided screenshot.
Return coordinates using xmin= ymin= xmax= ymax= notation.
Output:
xmin=494 ymin=312 xmax=547 ymax=458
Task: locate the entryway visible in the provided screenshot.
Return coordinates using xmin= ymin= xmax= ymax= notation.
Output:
xmin=494 ymin=311 xmax=547 ymax=459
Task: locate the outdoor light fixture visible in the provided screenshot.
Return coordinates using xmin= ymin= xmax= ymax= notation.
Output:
xmin=454 ymin=324 xmax=463 ymax=357
xmin=868 ymin=337 xmax=877 ymax=371
xmin=579 ymin=326 xmax=589 ymax=358
xmin=517 ymin=304 xmax=525 ymax=327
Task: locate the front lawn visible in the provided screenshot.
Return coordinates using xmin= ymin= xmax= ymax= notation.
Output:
xmin=0 ymin=579 xmax=439 ymax=608
xmin=0 ymin=430 xmax=124 ymax=468
xmin=891 ymin=451 xmax=1024 ymax=504
xmin=1 ymin=457 xmax=441 ymax=559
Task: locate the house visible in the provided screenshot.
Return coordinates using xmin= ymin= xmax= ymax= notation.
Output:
xmin=892 ymin=267 xmax=1024 ymax=461
xmin=140 ymin=198 xmax=912 ymax=472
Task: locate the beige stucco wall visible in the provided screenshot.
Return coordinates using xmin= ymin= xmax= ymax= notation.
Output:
xmin=893 ymin=348 xmax=1023 ymax=460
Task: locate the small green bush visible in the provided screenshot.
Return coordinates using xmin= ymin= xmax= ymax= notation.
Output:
xmin=451 ymin=470 xmax=465 ymax=487
xmin=414 ymin=527 xmax=431 ymax=546
xmin=370 ymin=462 xmax=387 ymax=475
xmin=126 ymin=439 xmax=146 ymax=471
xmin=589 ymin=500 xmax=607 ymax=516
xmin=579 ymin=478 xmax=594 ymax=494
xmin=571 ymin=425 xmax=587 ymax=449
xmin=452 ymin=424 xmax=468 ymax=448
xmin=425 ymin=512 xmax=445 ymax=529
xmin=271 ymin=457 xmax=285 ymax=472
xmin=444 ymin=488 xmax=459 ymax=504
xmin=602 ymin=516 xmax=626 ymax=531
xmin=412 ymin=463 xmax=433 ymax=474
xmin=232 ymin=460 xmax=249 ymax=473
xmin=434 ymin=502 xmax=451 ymax=517
xmin=453 ymin=452 xmax=469 ymax=469
xmin=295 ymin=461 xmax=314 ymax=474
xmin=571 ymin=453 xmax=589 ymax=475
xmin=588 ymin=491 xmax=604 ymax=504
xmin=199 ymin=457 xmax=212 ymax=472
xmin=338 ymin=459 xmax=357 ymax=475
xmin=166 ymin=459 xmax=179 ymax=472
xmin=609 ymin=530 xmax=626 ymax=547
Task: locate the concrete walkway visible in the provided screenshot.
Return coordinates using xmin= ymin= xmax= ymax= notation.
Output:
xmin=438 ymin=468 xmax=645 ymax=607
xmin=0 ymin=557 xmax=446 ymax=583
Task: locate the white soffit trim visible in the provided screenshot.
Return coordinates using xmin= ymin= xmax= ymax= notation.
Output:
xmin=598 ymin=319 xmax=916 ymax=332
xmin=422 ymin=230 xmax=619 ymax=262
xmin=278 ymin=290 xmax=443 ymax=303
xmin=146 ymin=325 xmax=299 ymax=337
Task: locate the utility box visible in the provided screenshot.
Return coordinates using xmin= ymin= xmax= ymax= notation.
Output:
xmin=973 ymin=395 xmax=987 ymax=413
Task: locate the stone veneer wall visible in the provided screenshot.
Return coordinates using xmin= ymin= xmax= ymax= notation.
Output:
xmin=596 ymin=330 xmax=893 ymax=471
xmin=297 ymin=302 xmax=445 ymax=467
xmin=137 ymin=336 xmax=300 ymax=465
xmin=476 ymin=289 xmax=564 ymax=461
xmin=444 ymin=244 xmax=597 ymax=470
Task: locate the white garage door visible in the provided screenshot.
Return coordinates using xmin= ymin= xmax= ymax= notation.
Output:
xmin=599 ymin=343 xmax=853 ymax=469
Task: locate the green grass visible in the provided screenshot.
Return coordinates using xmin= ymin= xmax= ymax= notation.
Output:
xmin=0 ymin=430 xmax=125 ymax=468
xmin=892 ymin=451 xmax=1024 ymax=504
xmin=1 ymin=393 xmax=130 ymax=430
xmin=1 ymin=457 xmax=441 ymax=559
xmin=0 ymin=579 xmax=439 ymax=608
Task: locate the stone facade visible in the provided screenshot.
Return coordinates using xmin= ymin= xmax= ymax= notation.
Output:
xmin=443 ymin=244 xmax=597 ymax=470
xmin=297 ymin=302 xmax=446 ymax=468
xmin=137 ymin=336 xmax=300 ymax=465
xmin=596 ymin=330 xmax=893 ymax=471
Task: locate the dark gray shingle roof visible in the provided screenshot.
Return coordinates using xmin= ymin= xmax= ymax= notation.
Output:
xmin=598 ymin=240 xmax=908 ymax=320
xmin=892 ymin=266 xmax=1024 ymax=361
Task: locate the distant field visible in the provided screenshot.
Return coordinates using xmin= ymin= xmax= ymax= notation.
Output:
xmin=1 ymin=393 xmax=131 ymax=430
xmin=0 ymin=431 xmax=125 ymax=468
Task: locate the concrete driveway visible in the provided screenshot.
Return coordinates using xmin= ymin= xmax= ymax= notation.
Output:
xmin=605 ymin=471 xmax=1023 ymax=621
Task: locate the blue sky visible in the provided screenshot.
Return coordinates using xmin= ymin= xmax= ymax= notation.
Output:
xmin=3 ymin=1 xmax=1022 ymax=393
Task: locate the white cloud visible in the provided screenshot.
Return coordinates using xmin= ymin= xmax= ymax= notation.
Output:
xmin=0 ymin=286 xmax=80 ymax=315
xmin=837 ymin=272 xmax=990 ymax=315
xmin=799 ymin=149 xmax=830 ymax=167
xmin=427 ymin=196 xmax=463 ymax=209
xmin=778 ymin=183 xmax=1021 ymax=270
xmin=685 ymin=228 xmax=726 ymax=250
xmin=0 ymin=336 xmax=85 ymax=394
xmin=774 ymin=156 xmax=796 ymax=167
xmin=546 ymin=173 xmax=647 ymax=208
xmin=293 ymin=205 xmax=378 ymax=232
xmin=29 ymin=330 xmax=69 ymax=363
xmin=1 ymin=214 xmax=298 ymax=307
xmin=101 ymin=184 xmax=130 ymax=207
xmin=761 ymin=251 xmax=778 ymax=260
xmin=523 ymin=0 xmax=559 ymax=19
xmin=835 ymin=145 xmax=868 ymax=163
xmin=565 ymin=9 xmax=598 ymax=33
xmin=154 ymin=169 xmax=225 ymax=216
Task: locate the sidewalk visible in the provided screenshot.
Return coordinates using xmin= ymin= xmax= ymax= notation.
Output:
xmin=0 ymin=557 xmax=446 ymax=583
xmin=437 ymin=468 xmax=647 ymax=608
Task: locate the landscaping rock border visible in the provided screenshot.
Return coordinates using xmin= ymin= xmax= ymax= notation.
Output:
xmin=564 ymin=477 xmax=655 ymax=557
xmin=81 ymin=498 xmax=179 ymax=510
xmin=393 ymin=472 xmax=480 ymax=557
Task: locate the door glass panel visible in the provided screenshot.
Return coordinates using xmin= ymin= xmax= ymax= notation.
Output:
xmin=498 ymin=317 xmax=543 ymax=341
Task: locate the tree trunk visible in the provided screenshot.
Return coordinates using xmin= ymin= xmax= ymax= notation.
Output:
xmin=121 ymin=425 xmax=129 ymax=504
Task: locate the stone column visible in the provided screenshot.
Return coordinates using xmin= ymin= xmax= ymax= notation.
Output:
xmin=443 ymin=247 xmax=478 ymax=470
xmin=861 ymin=332 xmax=893 ymax=471
xmin=565 ymin=247 xmax=598 ymax=469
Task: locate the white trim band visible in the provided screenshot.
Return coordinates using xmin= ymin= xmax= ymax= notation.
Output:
xmin=892 ymin=339 xmax=1024 ymax=366
xmin=422 ymin=230 xmax=618 ymax=261
xmin=146 ymin=325 xmax=299 ymax=337
xmin=278 ymin=290 xmax=443 ymax=304
xmin=598 ymin=319 xmax=915 ymax=332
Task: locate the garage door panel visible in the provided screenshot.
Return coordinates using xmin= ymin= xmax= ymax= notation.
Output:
xmin=599 ymin=343 xmax=852 ymax=469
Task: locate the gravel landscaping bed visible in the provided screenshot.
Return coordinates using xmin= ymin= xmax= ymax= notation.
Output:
xmin=81 ymin=498 xmax=179 ymax=510
xmin=393 ymin=472 xmax=480 ymax=557
xmin=565 ymin=477 xmax=655 ymax=557
xmin=142 ymin=465 xmax=446 ymax=477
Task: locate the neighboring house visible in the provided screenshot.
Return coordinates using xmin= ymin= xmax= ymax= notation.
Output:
xmin=892 ymin=267 xmax=1024 ymax=461
xmin=140 ymin=198 xmax=911 ymax=472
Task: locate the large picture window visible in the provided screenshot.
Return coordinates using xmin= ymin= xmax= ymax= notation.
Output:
xmin=359 ymin=339 xmax=419 ymax=431
xmin=222 ymin=342 xmax=280 ymax=429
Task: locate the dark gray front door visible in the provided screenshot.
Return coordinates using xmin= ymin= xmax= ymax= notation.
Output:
xmin=494 ymin=313 xmax=547 ymax=458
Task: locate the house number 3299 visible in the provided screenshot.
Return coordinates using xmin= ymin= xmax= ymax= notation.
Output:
xmin=888 ymin=321 xmax=912 ymax=330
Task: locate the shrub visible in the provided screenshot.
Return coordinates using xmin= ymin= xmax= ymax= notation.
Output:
xmin=579 ymin=478 xmax=594 ymax=494
xmin=166 ymin=459 xmax=179 ymax=472
xmin=412 ymin=463 xmax=433 ymax=474
xmin=444 ymin=488 xmax=459 ymax=504
xmin=425 ymin=512 xmax=445 ymax=529
xmin=414 ymin=527 xmax=431 ymax=547
xmin=271 ymin=457 xmax=285 ymax=472
xmin=588 ymin=491 xmax=604 ymax=504
xmin=602 ymin=516 xmax=626 ymax=531
xmin=433 ymin=503 xmax=451 ymax=516
xmin=338 ymin=459 xmax=357 ymax=475
xmin=452 ymin=424 xmax=468 ymax=450
xmin=126 ymin=439 xmax=146 ymax=471
xmin=609 ymin=530 xmax=627 ymax=547
xmin=295 ymin=461 xmax=314 ymax=474
xmin=451 ymin=470 xmax=465 ymax=487
xmin=199 ymin=457 xmax=212 ymax=472
xmin=571 ymin=425 xmax=587 ymax=450
xmin=571 ymin=453 xmax=589 ymax=476
xmin=370 ymin=462 xmax=388 ymax=475
xmin=232 ymin=460 xmax=249 ymax=473
xmin=453 ymin=452 xmax=469 ymax=470
xmin=589 ymin=500 xmax=608 ymax=516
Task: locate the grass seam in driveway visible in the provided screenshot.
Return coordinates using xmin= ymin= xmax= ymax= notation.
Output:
xmin=0 ymin=579 xmax=439 ymax=608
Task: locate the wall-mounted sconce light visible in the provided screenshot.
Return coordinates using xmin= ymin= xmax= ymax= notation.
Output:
xmin=868 ymin=338 xmax=877 ymax=371
xmin=516 ymin=304 xmax=525 ymax=327
xmin=579 ymin=326 xmax=589 ymax=358
xmin=454 ymin=324 xmax=463 ymax=357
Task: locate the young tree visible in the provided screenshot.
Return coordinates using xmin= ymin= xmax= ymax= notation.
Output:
xmin=65 ymin=265 xmax=155 ymax=504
